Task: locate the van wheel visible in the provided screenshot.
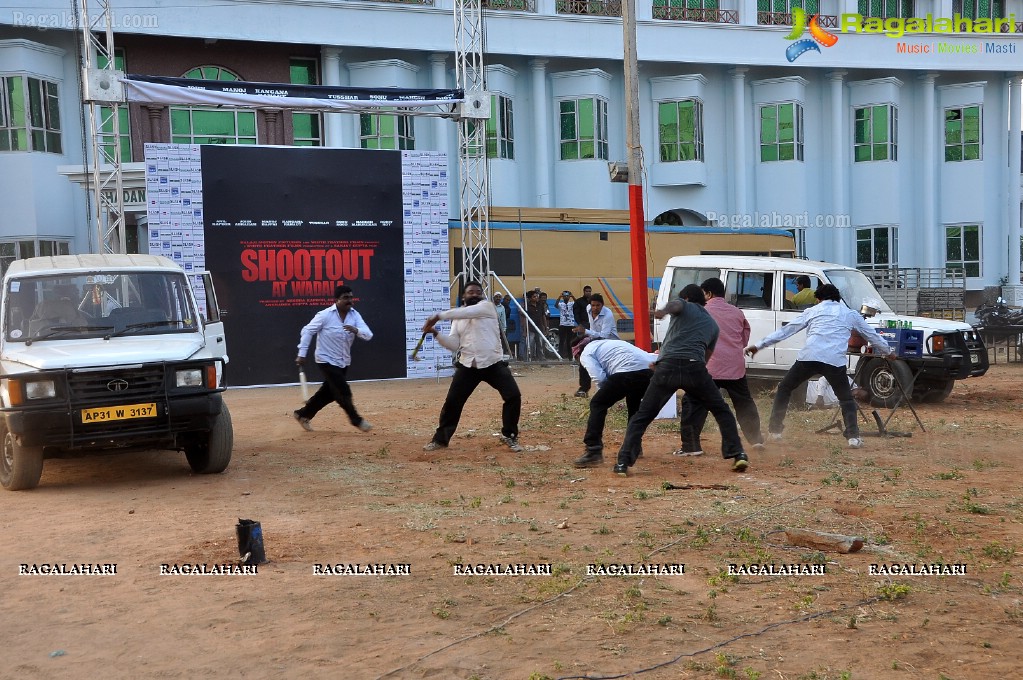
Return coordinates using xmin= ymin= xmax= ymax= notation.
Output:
xmin=0 ymin=426 xmax=44 ymax=491
xmin=860 ymin=358 xmax=915 ymax=409
xmin=185 ymin=403 xmax=233 ymax=474
xmin=916 ymin=379 xmax=955 ymax=403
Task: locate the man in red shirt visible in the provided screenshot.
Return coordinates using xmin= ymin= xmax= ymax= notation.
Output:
xmin=676 ymin=277 xmax=764 ymax=456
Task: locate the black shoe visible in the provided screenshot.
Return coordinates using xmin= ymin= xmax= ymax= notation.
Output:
xmin=573 ymin=451 xmax=604 ymax=468
xmin=612 ymin=463 xmax=629 ymax=477
xmin=731 ymin=452 xmax=749 ymax=472
xmin=574 ymin=390 xmax=588 ymax=398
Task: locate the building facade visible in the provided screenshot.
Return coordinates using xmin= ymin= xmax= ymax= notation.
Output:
xmin=0 ymin=0 xmax=1021 ymax=292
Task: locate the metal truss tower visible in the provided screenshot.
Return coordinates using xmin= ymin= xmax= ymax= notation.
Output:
xmin=78 ymin=0 xmax=127 ymax=254
xmin=453 ymin=0 xmax=492 ymax=292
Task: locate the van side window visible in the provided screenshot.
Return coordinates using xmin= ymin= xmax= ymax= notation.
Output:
xmin=725 ymin=271 xmax=774 ymax=310
xmin=782 ymin=273 xmax=821 ymax=310
xmin=669 ymin=268 xmax=719 ymax=302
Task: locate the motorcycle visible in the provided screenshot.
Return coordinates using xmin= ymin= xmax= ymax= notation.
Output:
xmin=975 ymin=297 xmax=1023 ymax=327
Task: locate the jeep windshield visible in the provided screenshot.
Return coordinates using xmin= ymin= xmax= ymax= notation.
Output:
xmin=824 ymin=268 xmax=894 ymax=314
xmin=5 ymin=271 xmax=200 ymax=343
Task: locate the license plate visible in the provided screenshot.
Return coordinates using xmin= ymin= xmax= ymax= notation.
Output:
xmin=81 ymin=403 xmax=157 ymax=423
xmin=970 ymin=352 xmax=980 ymax=365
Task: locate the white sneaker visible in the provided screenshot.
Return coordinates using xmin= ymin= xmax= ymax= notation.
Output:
xmin=847 ymin=437 xmax=863 ymax=449
xmin=752 ymin=442 xmax=766 ymax=451
xmin=358 ymin=419 xmax=373 ymax=432
xmin=768 ymin=432 xmax=783 ymax=442
xmin=672 ymin=448 xmax=704 ymax=457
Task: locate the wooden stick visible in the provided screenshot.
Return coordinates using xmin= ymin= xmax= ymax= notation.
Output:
xmin=784 ymin=528 xmax=864 ymax=554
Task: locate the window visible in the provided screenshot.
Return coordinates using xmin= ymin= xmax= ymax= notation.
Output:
xmin=0 ymin=75 xmax=62 ymax=153
xmin=97 ymin=50 xmax=131 ymax=162
xmin=658 ymin=99 xmax=704 ymax=162
xmin=856 ymin=226 xmax=898 ymax=268
xmin=559 ymin=97 xmax=608 ymax=160
xmin=953 ymin=0 xmax=1004 ymax=19
xmin=782 ymin=272 xmax=821 ymax=309
xmin=290 ymin=59 xmax=322 ymax=147
xmin=725 ymin=271 xmax=775 ymax=310
xmin=668 ymin=267 xmax=721 ymax=301
xmin=944 ymin=105 xmax=981 ymax=162
xmin=854 ymin=104 xmax=897 ymax=162
xmin=760 ymin=103 xmax=803 ymax=162
xmin=170 ymin=67 xmax=257 ymax=145
xmin=758 ymin=0 xmax=820 ymax=16
xmin=487 ymin=94 xmax=514 ymax=159
xmin=0 ymin=240 xmax=70 ymax=276
xmin=945 ymin=224 xmax=980 ymax=277
xmin=359 ymin=110 xmax=415 ymax=150
xmin=857 ymin=0 xmax=913 ymax=18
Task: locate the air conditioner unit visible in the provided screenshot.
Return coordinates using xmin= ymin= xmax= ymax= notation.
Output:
xmin=608 ymin=161 xmax=629 ymax=183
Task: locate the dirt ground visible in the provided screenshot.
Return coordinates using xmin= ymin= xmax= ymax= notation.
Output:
xmin=2 ymin=361 xmax=1022 ymax=680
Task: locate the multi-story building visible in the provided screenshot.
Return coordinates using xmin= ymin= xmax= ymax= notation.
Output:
xmin=1 ymin=0 xmax=1021 ymax=294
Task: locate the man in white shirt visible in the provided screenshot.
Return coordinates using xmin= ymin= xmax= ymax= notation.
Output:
xmin=746 ymin=284 xmax=894 ymax=448
xmin=572 ymin=337 xmax=657 ymax=468
xmin=572 ymin=293 xmax=619 ymax=397
xmin=422 ymin=281 xmax=523 ymax=452
xmin=294 ymin=285 xmax=374 ymax=433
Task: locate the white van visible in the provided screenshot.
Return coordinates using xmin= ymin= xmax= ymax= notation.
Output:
xmin=654 ymin=256 xmax=989 ymax=406
xmin=0 ymin=255 xmax=232 ymax=490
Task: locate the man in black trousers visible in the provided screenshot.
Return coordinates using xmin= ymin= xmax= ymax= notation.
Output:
xmin=612 ymin=285 xmax=748 ymax=476
xmin=571 ymin=337 xmax=657 ymax=468
xmin=421 ymin=281 xmax=523 ymax=453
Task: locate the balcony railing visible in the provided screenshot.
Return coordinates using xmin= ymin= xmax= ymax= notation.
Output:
xmin=757 ymin=11 xmax=837 ymax=26
xmin=998 ymin=20 xmax=1023 ymax=32
xmin=482 ymin=0 xmax=536 ymax=10
xmin=369 ymin=0 xmax=435 ymax=4
xmin=557 ymin=0 xmax=623 ymax=17
xmin=653 ymin=6 xmax=740 ymax=22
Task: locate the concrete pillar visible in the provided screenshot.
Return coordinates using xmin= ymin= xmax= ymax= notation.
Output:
xmin=1007 ymin=74 xmax=1022 ymax=288
xmin=430 ymin=54 xmax=452 ymax=155
xmin=320 ymin=47 xmax=347 ymax=148
xmin=530 ymin=59 xmax=552 ymax=207
xmin=920 ymin=73 xmax=938 ymax=269
xmin=729 ymin=68 xmax=748 ymax=219
xmin=829 ymin=71 xmax=847 ymax=265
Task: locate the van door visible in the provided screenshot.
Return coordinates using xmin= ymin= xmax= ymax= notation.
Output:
xmin=724 ymin=270 xmax=776 ymax=367
xmin=654 ymin=266 xmax=721 ymax=343
xmin=200 ymin=272 xmax=228 ymax=364
xmin=775 ymin=272 xmax=822 ymax=367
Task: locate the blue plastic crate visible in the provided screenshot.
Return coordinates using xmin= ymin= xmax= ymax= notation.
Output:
xmin=877 ymin=328 xmax=923 ymax=358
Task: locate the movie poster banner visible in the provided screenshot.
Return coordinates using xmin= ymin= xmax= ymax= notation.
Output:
xmin=146 ymin=143 xmax=449 ymax=386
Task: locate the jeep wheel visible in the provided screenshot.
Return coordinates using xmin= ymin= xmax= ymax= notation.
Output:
xmin=0 ymin=426 xmax=44 ymax=491
xmin=860 ymin=358 xmax=915 ymax=409
xmin=185 ymin=403 xmax=233 ymax=474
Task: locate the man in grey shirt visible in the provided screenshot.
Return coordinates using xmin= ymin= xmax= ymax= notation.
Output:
xmin=612 ymin=284 xmax=747 ymax=476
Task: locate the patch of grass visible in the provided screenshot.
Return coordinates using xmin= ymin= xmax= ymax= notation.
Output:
xmin=634 ymin=489 xmax=650 ymax=500
xmin=877 ymin=582 xmax=911 ymax=601
xmin=972 ymin=459 xmax=1001 ymax=471
xmin=982 ymin=542 xmax=1015 ymax=562
xmin=595 ymin=524 xmax=612 ymax=535
xmin=935 ymin=468 xmax=965 ymax=480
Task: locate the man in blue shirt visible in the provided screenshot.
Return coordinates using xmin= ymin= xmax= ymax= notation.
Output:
xmin=294 ymin=285 xmax=374 ymax=433
xmin=746 ymin=284 xmax=894 ymax=448
xmin=572 ymin=337 xmax=657 ymax=468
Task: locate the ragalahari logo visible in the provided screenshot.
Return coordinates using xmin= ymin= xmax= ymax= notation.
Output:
xmin=785 ymin=8 xmax=839 ymax=62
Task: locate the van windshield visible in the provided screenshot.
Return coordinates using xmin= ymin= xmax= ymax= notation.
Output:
xmin=824 ymin=269 xmax=893 ymax=313
xmin=5 ymin=271 xmax=199 ymax=343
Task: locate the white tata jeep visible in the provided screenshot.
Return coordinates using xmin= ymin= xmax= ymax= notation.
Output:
xmin=654 ymin=256 xmax=989 ymax=407
xmin=0 ymin=254 xmax=232 ymax=490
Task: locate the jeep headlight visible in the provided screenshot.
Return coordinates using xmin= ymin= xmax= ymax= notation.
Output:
xmin=25 ymin=380 xmax=55 ymax=400
xmin=175 ymin=369 xmax=204 ymax=387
